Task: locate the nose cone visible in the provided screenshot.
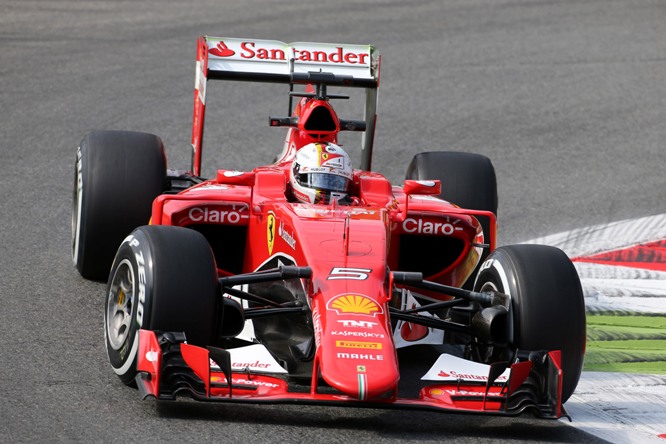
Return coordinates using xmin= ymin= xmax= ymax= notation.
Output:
xmin=320 ymin=341 xmax=399 ymax=400
xmin=315 ymin=294 xmax=399 ymax=400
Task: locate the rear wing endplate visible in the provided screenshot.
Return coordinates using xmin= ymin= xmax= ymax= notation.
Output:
xmin=191 ymin=36 xmax=381 ymax=176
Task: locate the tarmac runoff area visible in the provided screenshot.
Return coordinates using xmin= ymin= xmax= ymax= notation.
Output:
xmin=523 ymin=213 xmax=666 ymax=443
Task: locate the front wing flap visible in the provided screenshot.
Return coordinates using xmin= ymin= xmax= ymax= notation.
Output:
xmin=135 ymin=330 xmax=564 ymax=419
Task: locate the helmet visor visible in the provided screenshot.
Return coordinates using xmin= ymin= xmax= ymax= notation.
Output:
xmin=298 ymin=173 xmax=350 ymax=192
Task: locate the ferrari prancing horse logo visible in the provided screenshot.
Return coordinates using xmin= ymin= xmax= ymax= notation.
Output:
xmin=267 ymin=213 xmax=276 ymax=255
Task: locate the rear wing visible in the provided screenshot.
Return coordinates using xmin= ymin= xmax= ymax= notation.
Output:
xmin=191 ymin=36 xmax=381 ymax=176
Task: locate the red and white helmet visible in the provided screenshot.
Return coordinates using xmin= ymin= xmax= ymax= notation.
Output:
xmin=290 ymin=142 xmax=353 ymax=204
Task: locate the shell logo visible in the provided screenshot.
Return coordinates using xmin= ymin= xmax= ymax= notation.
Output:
xmin=327 ymin=294 xmax=383 ymax=317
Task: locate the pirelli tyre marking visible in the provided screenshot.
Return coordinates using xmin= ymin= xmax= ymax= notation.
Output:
xmin=72 ymin=146 xmax=83 ymax=265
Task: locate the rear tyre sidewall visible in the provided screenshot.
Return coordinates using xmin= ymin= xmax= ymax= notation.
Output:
xmin=73 ymin=130 xmax=166 ymax=280
xmin=104 ymin=225 xmax=218 ymax=385
xmin=473 ymin=244 xmax=586 ymax=402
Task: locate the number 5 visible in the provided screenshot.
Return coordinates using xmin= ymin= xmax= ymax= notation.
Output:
xmin=328 ymin=267 xmax=372 ymax=280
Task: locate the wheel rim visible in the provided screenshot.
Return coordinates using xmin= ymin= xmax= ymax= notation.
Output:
xmin=476 ymin=260 xmax=515 ymax=345
xmin=472 ymin=274 xmax=515 ymax=362
xmin=106 ymin=259 xmax=136 ymax=351
xmin=478 ymin=281 xmax=498 ymax=293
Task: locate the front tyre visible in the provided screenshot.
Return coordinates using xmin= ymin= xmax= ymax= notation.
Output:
xmin=104 ymin=225 xmax=218 ymax=385
xmin=473 ymin=244 xmax=586 ymax=403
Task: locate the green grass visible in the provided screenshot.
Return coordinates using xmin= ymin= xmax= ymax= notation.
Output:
xmin=587 ymin=325 xmax=666 ymax=341
xmin=583 ymin=313 xmax=666 ymax=375
xmin=587 ymin=314 xmax=666 ymax=329
xmin=584 ymin=361 xmax=666 ymax=373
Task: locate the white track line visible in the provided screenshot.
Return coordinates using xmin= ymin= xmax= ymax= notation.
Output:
xmin=523 ymin=213 xmax=666 ymax=259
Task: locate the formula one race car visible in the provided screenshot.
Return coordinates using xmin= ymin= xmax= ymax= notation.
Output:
xmin=72 ymin=36 xmax=586 ymax=419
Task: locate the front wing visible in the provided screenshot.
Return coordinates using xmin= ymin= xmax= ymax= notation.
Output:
xmin=135 ymin=330 xmax=566 ymax=419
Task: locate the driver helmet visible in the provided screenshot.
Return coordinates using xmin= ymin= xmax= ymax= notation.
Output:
xmin=290 ymin=142 xmax=353 ymax=204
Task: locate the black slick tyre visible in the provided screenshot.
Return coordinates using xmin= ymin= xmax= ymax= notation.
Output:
xmin=473 ymin=244 xmax=586 ymax=403
xmin=72 ymin=130 xmax=166 ymax=280
xmin=104 ymin=225 xmax=218 ymax=385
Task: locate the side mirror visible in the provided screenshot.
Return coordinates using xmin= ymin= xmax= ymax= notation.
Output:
xmin=403 ymin=179 xmax=441 ymax=196
xmin=216 ymin=170 xmax=256 ymax=186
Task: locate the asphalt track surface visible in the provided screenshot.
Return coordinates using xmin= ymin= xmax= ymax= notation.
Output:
xmin=2 ymin=1 xmax=665 ymax=442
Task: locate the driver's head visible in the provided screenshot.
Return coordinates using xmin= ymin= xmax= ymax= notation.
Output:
xmin=290 ymin=142 xmax=352 ymax=204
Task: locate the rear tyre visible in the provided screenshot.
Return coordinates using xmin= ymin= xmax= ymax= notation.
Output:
xmin=405 ymin=151 xmax=497 ymax=287
xmin=72 ymin=130 xmax=166 ymax=280
xmin=104 ymin=225 xmax=218 ymax=385
xmin=473 ymin=244 xmax=586 ymax=402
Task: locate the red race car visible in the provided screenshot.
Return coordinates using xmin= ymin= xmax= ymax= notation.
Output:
xmin=72 ymin=36 xmax=585 ymax=419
